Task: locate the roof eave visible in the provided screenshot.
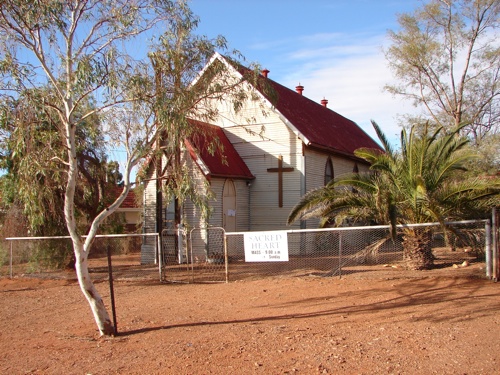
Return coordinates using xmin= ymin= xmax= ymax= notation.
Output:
xmin=208 ymin=173 xmax=255 ymax=180
xmin=305 ymin=143 xmax=373 ymax=164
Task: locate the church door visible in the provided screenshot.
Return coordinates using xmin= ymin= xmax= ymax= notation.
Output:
xmin=222 ymin=180 xmax=236 ymax=232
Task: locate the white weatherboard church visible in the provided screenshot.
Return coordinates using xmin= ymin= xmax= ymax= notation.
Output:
xmin=141 ymin=53 xmax=381 ymax=263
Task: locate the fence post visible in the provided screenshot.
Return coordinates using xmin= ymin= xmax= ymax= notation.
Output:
xmin=338 ymin=232 xmax=343 ymax=279
xmin=493 ymin=207 xmax=498 ymax=282
xmin=177 ymin=225 xmax=184 ymax=264
xmin=157 ymin=233 xmax=163 ymax=282
xmin=485 ymin=219 xmax=492 ymax=279
xmin=9 ymin=241 xmax=13 ymax=279
xmin=106 ymin=245 xmax=118 ymax=336
xmin=189 ymin=229 xmax=194 ymax=276
xmin=224 ymin=230 xmax=229 ymax=283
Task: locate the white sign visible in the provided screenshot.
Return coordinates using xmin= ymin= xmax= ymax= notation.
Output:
xmin=243 ymin=231 xmax=289 ymax=262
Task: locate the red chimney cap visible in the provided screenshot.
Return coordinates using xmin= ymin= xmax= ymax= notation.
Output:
xmin=262 ymin=69 xmax=270 ymax=78
xmin=321 ymin=98 xmax=328 ymax=107
xmin=295 ymin=84 xmax=304 ymax=95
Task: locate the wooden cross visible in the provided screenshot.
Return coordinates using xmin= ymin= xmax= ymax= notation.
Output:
xmin=267 ymin=155 xmax=294 ymax=208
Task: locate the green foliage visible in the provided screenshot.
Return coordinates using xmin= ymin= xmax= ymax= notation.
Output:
xmin=147 ymin=5 xmax=267 ymax=223
xmin=289 ymin=120 xmax=500 ymax=229
xmin=463 ymin=133 xmax=500 ymax=176
xmin=101 ymin=212 xmax=126 ymax=235
xmin=0 ymin=0 xmax=263 ymax=335
xmin=288 ymin=120 xmax=500 ymax=269
xmin=0 ymin=89 xmax=123 ymax=236
xmin=1 ymin=0 xmax=263 ymax=239
xmin=0 ymin=243 xmax=7 ymax=271
xmin=385 ymin=0 xmax=500 ymax=145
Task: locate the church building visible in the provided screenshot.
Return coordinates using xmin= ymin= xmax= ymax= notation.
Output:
xmin=141 ymin=53 xmax=381 ymax=263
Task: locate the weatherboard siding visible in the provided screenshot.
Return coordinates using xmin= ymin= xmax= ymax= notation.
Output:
xmin=208 ymin=179 xmax=224 ymax=228
xmin=304 ymin=148 xmax=368 ymax=191
xmin=142 ymin=55 xmax=382 ymax=263
xmin=182 ymin=151 xmax=211 ymax=231
xmin=205 ymin=91 xmax=304 ymax=232
xmin=302 ymin=148 xmax=373 ymax=230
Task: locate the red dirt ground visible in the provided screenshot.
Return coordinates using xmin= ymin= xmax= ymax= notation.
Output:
xmin=1 ymin=265 xmax=499 ymax=374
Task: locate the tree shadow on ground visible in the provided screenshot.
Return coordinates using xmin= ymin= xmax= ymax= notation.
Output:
xmin=116 ymin=277 xmax=498 ymax=337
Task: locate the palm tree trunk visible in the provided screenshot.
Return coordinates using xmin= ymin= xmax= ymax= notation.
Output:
xmin=402 ymin=229 xmax=434 ymax=270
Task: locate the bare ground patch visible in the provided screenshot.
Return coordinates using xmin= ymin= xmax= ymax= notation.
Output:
xmin=0 ymin=257 xmax=499 ymax=375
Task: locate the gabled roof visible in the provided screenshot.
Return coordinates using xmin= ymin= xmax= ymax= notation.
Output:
xmin=110 ymin=186 xmax=141 ymax=210
xmin=185 ymin=119 xmax=254 ymax=180
xmin=212 ymin=53 xmax=382 ymax=157
xmin=263 ymin=79 xmax=382 ymax=156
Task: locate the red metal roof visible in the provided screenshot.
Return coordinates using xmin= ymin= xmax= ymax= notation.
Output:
xmin=261 ymin=78 xmax=382 ymax=156
xmin=110 ymin=186 xmax=140 ymax=209
xmin=185 ymin=119 xmax=254 ymax=180
xmin=223 ymin=55 xmax=381 ymax=156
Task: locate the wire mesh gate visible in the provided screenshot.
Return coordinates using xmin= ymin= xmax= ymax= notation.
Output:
xmin=161 ymin=227 xmax=228 ymax=283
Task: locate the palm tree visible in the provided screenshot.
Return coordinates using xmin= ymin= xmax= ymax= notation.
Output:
xmin=288 ymin=121 xmax=500 ymax=270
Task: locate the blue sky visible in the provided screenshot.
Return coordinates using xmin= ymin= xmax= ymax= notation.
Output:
xmin=190 ymin=0 xmax=424 ymax=144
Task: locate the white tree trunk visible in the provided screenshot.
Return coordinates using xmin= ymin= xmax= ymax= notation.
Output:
xmin=64 ymin=104 xmax=115 ymax=336
xmin=73 ymin=241 xmax=114 ymax=336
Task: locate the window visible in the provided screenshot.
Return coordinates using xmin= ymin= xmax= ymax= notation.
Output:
xmin=324 ymin=157 xmax=334 ymax=185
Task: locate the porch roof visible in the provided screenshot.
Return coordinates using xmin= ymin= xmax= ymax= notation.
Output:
xmin=185 ymin=119 xmax=254 ymax=180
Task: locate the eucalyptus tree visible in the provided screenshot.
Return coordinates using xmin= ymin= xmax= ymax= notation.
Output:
xmin=0 ymin=88 xmax=120 ymax=240
xmin=385 ymin=0 xmax=500 ymax=145
xmin=145 ymin=5 xmax=265 ymax=225
xmin=0 ymin=0 xmax=170 ymax=335
xmin=0 ymin=0 xmax=259 ymax=336
xmin=288 ymin=121 xmax=500 ymax=270
xmin=0 ymin=0 xmax=266 ymax=335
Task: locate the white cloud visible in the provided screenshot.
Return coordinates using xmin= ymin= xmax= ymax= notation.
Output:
xmin=275 ymin=32 xmax=421 ymax=144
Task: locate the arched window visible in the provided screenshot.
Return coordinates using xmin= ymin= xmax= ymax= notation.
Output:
xmin=324 ymin=157 xmax=334 ymax=185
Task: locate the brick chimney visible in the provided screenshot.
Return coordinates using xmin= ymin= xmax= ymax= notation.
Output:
xmin=295 ymin=84 xmax=304 ymax=95
xmin=321 ymin=98 xmax=328 ymax=107
xmin=261 ymin=69 xmax=270 ymax=78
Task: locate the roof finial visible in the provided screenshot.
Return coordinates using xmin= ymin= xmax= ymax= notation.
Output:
xmin=295 ymin=83 xmax=304 ymax=95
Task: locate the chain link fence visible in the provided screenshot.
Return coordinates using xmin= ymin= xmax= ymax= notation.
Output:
xmin=1 ymin=234 xmax=159 ymax=281
xmin=226 ymin=220 xmax=488 ymax=280
xmin=1 ymin=220 xmax=492 ymax=282
xmin=158 ymin=220 xmax=489 ymax=283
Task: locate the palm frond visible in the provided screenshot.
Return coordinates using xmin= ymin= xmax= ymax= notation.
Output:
xmin=289 ymin=120 xmax=500 ymax=233
xmin=370 ymin=120 xmax=393 ymax=154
